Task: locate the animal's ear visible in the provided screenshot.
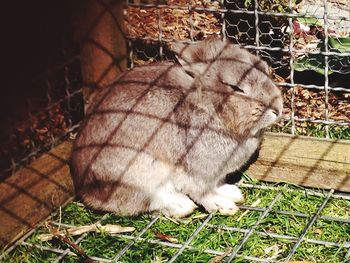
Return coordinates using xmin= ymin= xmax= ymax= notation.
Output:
xmin=250 ymin=56 xmax=270 ymax=75
xmin=171 ymin=38 xmax=227 ymax=76
xmin=171 ymin=42 xmax=208 ymax=76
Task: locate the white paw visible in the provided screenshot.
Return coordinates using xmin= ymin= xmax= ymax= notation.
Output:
xmin=149 ymin=182 xmax=197 ymax=218
xmin=200 ymin=193 xmax=239 ymax=216
xmin=216 ymin=184 xmax=245 ymax=203
xmin=162 ymin=195 xmax=197 ymax=218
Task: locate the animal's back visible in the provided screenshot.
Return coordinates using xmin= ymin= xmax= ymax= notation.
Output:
xmin=71 ymin=62 xmax=196 ymax=212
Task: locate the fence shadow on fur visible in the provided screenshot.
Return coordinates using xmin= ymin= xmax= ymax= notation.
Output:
xmin=1 ymin=1 xmax=350 ymax=258
xmin=71 ymin=37 xmax=283 ymax=217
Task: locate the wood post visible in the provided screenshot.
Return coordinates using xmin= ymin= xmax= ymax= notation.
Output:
xmin=71 ymin=0 xmax=128 ymax=108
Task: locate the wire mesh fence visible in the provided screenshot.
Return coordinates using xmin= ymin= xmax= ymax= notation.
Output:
xmin=2 ymin=180 xmax=350 ymax=262
xmin=1 ymin=0 xmax=350 ymax=262
xmin=1 ymin=0 xmax=349 ymax=179
xmin=125 ymin=0 xmax=350 ymax=138
xmin=0 ymin=56 xmax=83 ymax=181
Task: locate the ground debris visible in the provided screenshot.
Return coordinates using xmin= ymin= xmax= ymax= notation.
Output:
xmin=154 ymin=231 xmax=179 ymax=243
xmin=125 ymin=0 xmax=222 ymax=42
xmin=38 ymin=223 xmax=135 ymax=241
xmin=208 ymin=248 xmax=232 ymax=263
xmin=264 ymin=244 xmax=282 ymax=260
xmin=237 ymin=199 xmax=261 ymax=222
xmin=282 ymin=85 xmax=350 ymax=122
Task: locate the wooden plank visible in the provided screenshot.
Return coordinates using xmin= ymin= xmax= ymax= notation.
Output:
xmin=0 ymin=141 xmax=74 ymax=249
xmin=1 ymin=133 xmax=349 ymax=249
xmin=71 ymin=0 xmax=127 ymax=110
xmin=247 ymin=132 xmax=350 ymax=192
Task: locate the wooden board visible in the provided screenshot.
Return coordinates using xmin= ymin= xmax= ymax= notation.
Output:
xmin=1 ymin=133 xmax=349 ymax=249
xmin=71 ymin=0 xmax=128 ymax=111
xmin=247 ymin=132 xmax=350 ymax=192
xmin=0 ymin=142 xmax=74 ymax=249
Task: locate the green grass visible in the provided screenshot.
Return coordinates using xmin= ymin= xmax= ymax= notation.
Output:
xmin=306 ymin=219 xmax=350 ymax=244
xmin=79 ymin=233 xmax=130 ymax=259
xmin=271 ymin=121 xmax=350 ymax=140
xmin=4 ymin=181 xmax=350 ymax=263
xmin=321 ymin=197 xmax=350 ymax=218
xmin=120 ymin=242 xmax=178 ymax=262
xmin=51 ymin=202 xmax=104 ymax=226
xmin=291 ymin=243 xmax=348 ymax=263
xmin=240 ymin=233 xmax=294 ymax=260
xmin=256 ymin=213 xmax=309 ymax=237
xmin=4 ymin=245 xmax=58 ymax=263
xmin=274 ymin=186 xmax=324 ymax=214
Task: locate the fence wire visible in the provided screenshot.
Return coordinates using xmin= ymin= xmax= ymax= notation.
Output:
xmin=2 ymin=180 xmax=350 ymax=262
xmin=125 ymin=0 xmax=350 ymax=139
xmin=0 ymin=56 xmax=84 ymax=181
xmin=1 ymin=1 xmax=350 ymax=261
xmin=1 ymin=0 xmax=349 ymax=179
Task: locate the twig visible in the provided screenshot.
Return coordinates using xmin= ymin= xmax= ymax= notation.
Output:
xmin=39 ymin=223 xmax=135 ymax=241
xmin=163 ymin=215 xmax=180 ymax=225
xmin=54 ymin=233 xmax=96 ymax=263
xmin=58 ymin=206 xmax=62 ymax=231
xmin=236 ymin=199 xmax=261 ymax=222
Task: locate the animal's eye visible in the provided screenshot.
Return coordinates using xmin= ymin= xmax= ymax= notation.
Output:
xmin=229 ymin=84 xmax=244 ymax=93
xmin=221 ymin=79 xmax=245 ymax=93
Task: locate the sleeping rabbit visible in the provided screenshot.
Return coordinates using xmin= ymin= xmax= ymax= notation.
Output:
xmin=71 ymin=38 xmax=283 ymax=217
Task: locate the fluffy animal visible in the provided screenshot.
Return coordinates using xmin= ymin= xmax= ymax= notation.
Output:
xmin=71 ymin=38 xmax=283 ymax=217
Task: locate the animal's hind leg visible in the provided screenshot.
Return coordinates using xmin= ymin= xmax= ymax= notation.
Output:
xmin=149 ymin=181 xmax=197 ymax=218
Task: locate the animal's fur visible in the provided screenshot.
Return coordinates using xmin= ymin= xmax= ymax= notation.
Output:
xmin=71 ymin=38 xmax=283 ymax=217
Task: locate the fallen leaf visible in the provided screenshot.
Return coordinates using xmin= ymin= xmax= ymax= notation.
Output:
xmin=264 ymin=244 xmax=282 ymax=259
xmin=313 ymin=228 xmax=323 ymax=235
xmin=154 ymin=232 xmax=179 ymax=243
xmin=208 ymin=248 xmax=232 ymax=263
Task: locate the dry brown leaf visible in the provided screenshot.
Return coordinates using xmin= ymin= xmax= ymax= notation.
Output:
xmin=313 ymin=228 xmax=323 ymax=235
xmin=154 ymin=232 xmax=179 ymax=243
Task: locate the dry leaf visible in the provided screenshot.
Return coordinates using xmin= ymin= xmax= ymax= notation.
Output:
xmin=208 ymin=248 xmax=232 ymax=263
xmin=313 ymin=228 xmax=323 ymax=235
xmin=264 ymin=244 xmax=282 ymax=259
xmin=151 ymin=256 xmax=166 ymax=263
xmin=154 ymin=232 xmax=179 ymax=243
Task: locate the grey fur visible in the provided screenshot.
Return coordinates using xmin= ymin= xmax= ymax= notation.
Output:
xmin=71 ymin=38 xmax=283 ymax=216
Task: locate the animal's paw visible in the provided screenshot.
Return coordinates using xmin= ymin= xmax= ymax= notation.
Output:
xmin=162 ymin=194 xmax=197 ymax=218
xmin=200 ymin=193 xmax=239 ymax=215
xmin=216 ymin=184 xmax=245 ymax=203
xmin=150 ymin=191 xmax=197 ymax=218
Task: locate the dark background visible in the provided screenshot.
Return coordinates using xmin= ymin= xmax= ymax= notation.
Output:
xmin=1 ymin=1 xmax=73 ymax=127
